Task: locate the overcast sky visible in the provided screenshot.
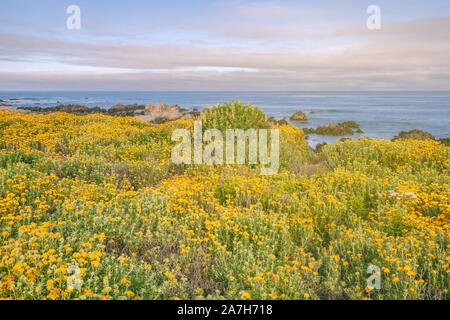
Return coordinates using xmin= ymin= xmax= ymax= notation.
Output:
xmin=1 ymin=0 xmax=449 ymax=90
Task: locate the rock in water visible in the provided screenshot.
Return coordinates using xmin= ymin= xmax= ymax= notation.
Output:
xmin=290 ymin=111 xmax=308 ymax=121
xmin=303 ymin=121 xmax=362 ymax=136
xmin=268 ymin=116 xmax=289 ymax=125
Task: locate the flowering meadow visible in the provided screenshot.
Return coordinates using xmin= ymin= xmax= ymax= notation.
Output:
xmin=0 ymin=105 xmax=448 ymax=300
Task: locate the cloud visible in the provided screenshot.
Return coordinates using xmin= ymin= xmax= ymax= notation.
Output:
xmin=0 ymin=14 xmax=449 ymax=90
xmin=232 ymin=2 xmax=306 ymax=19
xmin=1 ymin=64 xmax=449 ymax=91
xmin=1 ymin=19 xmax=449 ymax=69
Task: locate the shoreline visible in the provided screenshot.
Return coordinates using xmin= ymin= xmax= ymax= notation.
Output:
xmin=1 ymin=104 xmax=449 ymax=149
xmin=1 ymin=90 xmax=449 ymax=144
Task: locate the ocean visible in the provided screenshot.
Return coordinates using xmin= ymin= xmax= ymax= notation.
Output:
xmin=1 ymin=91 xmax=449 ymax=147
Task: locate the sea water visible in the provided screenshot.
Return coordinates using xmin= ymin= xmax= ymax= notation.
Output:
xmin=1 ymin=91 xmax=449 ymax=147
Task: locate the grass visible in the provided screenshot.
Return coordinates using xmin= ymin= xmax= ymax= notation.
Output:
xmin=0 ymin=104 xmax=448 ymax=300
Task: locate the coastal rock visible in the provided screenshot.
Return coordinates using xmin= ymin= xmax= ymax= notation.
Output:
xmin=303 ymin=121 xmax=362 ymax=136
xmin=58 ymin=105 xmax=91 ymax=114
xmin=393 ymin=129 xmax=436 ymax=141
xmin=109 ymin=104 xmax=145 ymax=116
xmin=393 ymin=129 xmax=449 ymax=146
xmin=180 ymin=112 xmax=197 ymax=120
xmin=109 ymin=104 xmax=126 ymax=112
xmin=20 ymin=104 xmax=92 ymax=114
xmin=268 ymin=116 xmax=289 ymax=125
xmin=145 ymin=103 xmax=184 ymax=121
xmin=19 ymin=104 xmax=107 ymax=115
xmin=134 ymin=103 xmax=196 ymax=123
xmin=18 ymin=104 xmax=148 ymax=116
xmin=185 ymin=108 xmax=201 ymax=120
xmin=0 ymin=106 xmax=29 ymax=114
xmin=340 ymin=121 xmax=360 ymax=129
xmin=438 ymin=138 xmax=450 ymax=146
xmin=290 ymin=111 xmax=307 ymax=121
xmin=15 ymin=102 xmax=196 ymax=121
xmin=0 ymin=106 xmax=15 ymax=112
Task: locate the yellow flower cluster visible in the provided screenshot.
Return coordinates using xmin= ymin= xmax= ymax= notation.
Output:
xmin=0 ymin=111 xmax=448 ymax=300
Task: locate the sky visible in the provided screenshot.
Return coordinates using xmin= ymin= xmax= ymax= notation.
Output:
xmin=1 ymin=0 xmax=450 ymax=91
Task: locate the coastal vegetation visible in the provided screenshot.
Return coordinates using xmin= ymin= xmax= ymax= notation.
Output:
xmin=0 ymin=102 xmax=448 ymax=300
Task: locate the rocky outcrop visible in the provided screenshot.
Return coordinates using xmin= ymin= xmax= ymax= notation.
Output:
xmin=268 ymin=116 xmax=289 ymax=126
xmin=438 ymin=138 xmax=450 ymax=146
xmin=393 ymin=129 xmax=435 ymax=141
xmin=17 ymin=104 xmax=145 ymax=116
xmin=15 ymin=103 xmax=199 ymax=121
xmin=147 ymin=103 xmax=184 ymax=121
xmin=303 ymin=121 xmax=363 ymax=136
xmin=340 ymin=121 xmax=360 ymax=129
xmin=0 ymin=106 xmax=29 ymax=114
xmin=57 ymin=105 xmax=91 ymax=114
xmin=108 ymin=104 xmax=145 ymax=116
xmin=392 ymin=129 xmax=449 ymax=146
xmin=391 ymin=129 xmax=450 ymax=147
xmin=290 ymin=111 xmax=307 ymax=121
xmin=19 ymin=104 xmax=93 ymax=115
xmin=0 ymin=106 xmax=15 ymax=112
xmin=135 ymin=103 xmax=199 ymax=123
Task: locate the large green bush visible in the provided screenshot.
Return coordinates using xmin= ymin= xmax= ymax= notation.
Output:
xmin=200 ymin=100 xmax=270 ymax=132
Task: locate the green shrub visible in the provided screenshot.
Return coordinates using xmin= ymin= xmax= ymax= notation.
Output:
xmin=200 ymin=100 xmax=270 ymax=132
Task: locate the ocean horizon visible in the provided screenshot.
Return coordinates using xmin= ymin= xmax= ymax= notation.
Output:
xmin=1 ymin=90 xmax=449 ymax=147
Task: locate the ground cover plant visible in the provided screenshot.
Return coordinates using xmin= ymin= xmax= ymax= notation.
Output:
xmin=0 ymin=102 xmax=448 ymax=300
